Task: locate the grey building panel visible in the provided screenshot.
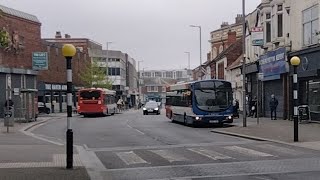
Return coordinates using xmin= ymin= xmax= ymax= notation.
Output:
xmin=0 ymin=4 xmax=40 ymax=23
xmin=11 ymin=74 xmax=21 ymax=89
xmin=0 ymin=67 xmax=38 ymax=75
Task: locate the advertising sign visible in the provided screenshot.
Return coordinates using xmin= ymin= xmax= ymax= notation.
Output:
xmin=251 ymin=27 xmax=264 ymax=46
xmin=32 ymin=52 xmax=48 ymax=70
xmin=259 ymin=48 xmax=288 ymax=81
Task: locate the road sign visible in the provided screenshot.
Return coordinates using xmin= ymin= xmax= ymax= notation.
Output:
xmin=32 ymin=52 xmax=48 ymax=70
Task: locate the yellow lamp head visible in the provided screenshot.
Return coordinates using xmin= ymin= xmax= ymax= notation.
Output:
xmin=290 ymin=56 xmax=301 ymax=66
xmin=62 ymin=44 xmax=76 ymax=57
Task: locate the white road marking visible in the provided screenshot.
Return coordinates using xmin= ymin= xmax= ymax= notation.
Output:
xmin=256 ymin=144 xmax=301 ymax=155
xmin=224 ymin=146 xmax=274 ymax=157
xmin=116 ymin=151 xmax=148 ymax=165
xmin=188 ymin=148 xmax=232 ymax=160
xmin=150 ymin=149 xmax=188 ymax=162
xmin=126 ymin=120 xmax=145 ymax=135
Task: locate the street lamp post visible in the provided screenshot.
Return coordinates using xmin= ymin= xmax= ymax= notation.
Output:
xmin=290 ymin=56 xmax=301 ymax=142
xmin=190 ymin=25 xmax=203 ymax=78
xmin=184 ymin=52 xmax=190 ymax=70
xmin=242 ymin=0 xmax=247 ymax=127
xmin=62 ymin=44 xmax=76 ymax=169
xmin=106 ymin=42 xmax=113 ymax=79
xmin=138 ymin=60 xmax=143 ymax=107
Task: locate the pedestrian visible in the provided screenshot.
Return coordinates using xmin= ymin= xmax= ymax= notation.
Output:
xmin=251 ymin=96 xmax=257 ymax=118
xmin=233 ymin=99 xmax=239 ymax=118
xmin=117 ymin=98 xmax=124 ymax=112
xmin=269 ymin=94 xmax=279 ymax=120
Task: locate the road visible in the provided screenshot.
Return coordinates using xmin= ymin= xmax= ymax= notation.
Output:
xmin=32 ymin=109 xmax=320 ymax=180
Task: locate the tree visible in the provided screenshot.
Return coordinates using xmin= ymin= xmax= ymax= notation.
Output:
xmin=79 ymin=60 xmax=112 ymax=89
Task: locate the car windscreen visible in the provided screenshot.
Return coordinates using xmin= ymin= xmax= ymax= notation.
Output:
xmin=80 ymin=90 xmax=101 ymax=100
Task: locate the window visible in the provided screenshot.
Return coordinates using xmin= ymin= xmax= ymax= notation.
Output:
xmin=144 ymin=72 xmax=151 ymax=77
xmin=165 ymin=71 xmax=173 ymax=78
xmin=266 ymin=21 xmax=271 ymax=42
xmin=266 ymin=13 xmax=271 ymax=20
xmin=277 ymin=4 xmax=283 ymax=11
xmin=277 ymin=14 xmax=283 ymax=37
xmin=162 ymin=86 xmax=166 ymax=92
xmin=166 ymin=89 xmax=192 ymax=107
xmin=218 ymin=62 xmax=224 ymax=79
xmin=155 ymin=71 xmax=162 ymax=77
xmin=212 ymin=47 xmax=217 ymax=59
xmin=147 ymin=86 xmax=158 ymax=92
xmin=108 ymin=67 xmax=121 ymax=76
xmin=176 ymin=71 xmax=183 ymax=78
xmin=303 ymin=5 xmax=319 ymax=46
xmin=219 ymin=45 xmax=224 ymax=53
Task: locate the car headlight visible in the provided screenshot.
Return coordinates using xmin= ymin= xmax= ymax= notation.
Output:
xmin=154 ymin=108 xmax=159 ymax=110
xmin=228 ymin=116 xmax=232 ymax=119
xmin=143 ymin=108 xmax=146 ymax=110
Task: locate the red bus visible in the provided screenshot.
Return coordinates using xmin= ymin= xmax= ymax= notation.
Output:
xmin=78 ymin=88 xmax=117 ymax=117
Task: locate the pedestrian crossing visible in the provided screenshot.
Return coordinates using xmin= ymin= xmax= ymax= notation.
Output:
xmin=101 ymin=143 xmax=310 ymax=169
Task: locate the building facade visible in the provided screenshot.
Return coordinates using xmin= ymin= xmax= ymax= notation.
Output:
xmin=0 ymin=5 xmax=41 ymax=118
xmin=141 ymin=69 xmax=191 ymax=82
xmin=287 ymin=0 xmax=320 ymax=121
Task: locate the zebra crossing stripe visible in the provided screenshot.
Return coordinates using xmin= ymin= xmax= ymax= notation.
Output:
xmin=116 ymin=151 xmax=147 ymax=165
xmin=150 ymin=150 xmax=188 ymax=162
xmin=188 ymin=148 xmax=232 ymax=160
xmin=224 ymin=146 xmax=273 ymax=157
xmin=256 ymin=144 xmax=301 ymax=155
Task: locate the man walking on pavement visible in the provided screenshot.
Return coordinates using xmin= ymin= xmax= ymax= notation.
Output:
xmin=269 ymin=94 xmax=278 ymax=120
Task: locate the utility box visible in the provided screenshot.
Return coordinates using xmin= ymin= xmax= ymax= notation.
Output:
xmin=4 ymin=107 xmax=14 ymax=127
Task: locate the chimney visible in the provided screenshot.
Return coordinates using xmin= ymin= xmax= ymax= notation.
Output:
xmin=227 ymin=30 xmax=237 ymax=45
xmin=65 ymin=34 xmax=71 ymax=38
xmin=235 ymin=14 xmax=243 ymax=24
xmin=220 ymin=22 xmax=229 ymax=28
xmin=55 ymin=31 xmax=62 ymax=38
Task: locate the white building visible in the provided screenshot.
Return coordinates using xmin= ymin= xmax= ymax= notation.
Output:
xmin=140 ymin=69 xmax=192 ymax=81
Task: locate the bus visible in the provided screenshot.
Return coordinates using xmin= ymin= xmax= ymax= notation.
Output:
xmin=165 ymin=79 xmax=234 ymax=127
xmin=78 ymin=88 xmax=117 ymax=117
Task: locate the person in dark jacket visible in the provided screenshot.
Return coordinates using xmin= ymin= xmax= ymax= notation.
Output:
xmin=269 ymin=94 xmax=279 ymax=120
xmin=233 ymin=99 xmax=239 ymax=118
xmin=4 ymin=98 xmax=14 ymax=109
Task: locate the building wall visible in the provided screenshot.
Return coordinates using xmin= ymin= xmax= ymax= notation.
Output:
xmin=0 ymin=12 xmax=41 ymax=69
xmin=290 ymin=0 xmax=319 ymax=51
xmin=37 ymin=41 xmax=87 ymax=86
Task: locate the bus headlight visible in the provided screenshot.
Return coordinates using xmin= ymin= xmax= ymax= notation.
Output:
xmin=154 ymin=108 xmax=159 ymax=111
xmin=195 ymin=117 xmax=201 ymax=121
xmin=227 ymin=116 xmax=232 ymax=119
xmin=143 ymin=108 xmax=147 ymax=110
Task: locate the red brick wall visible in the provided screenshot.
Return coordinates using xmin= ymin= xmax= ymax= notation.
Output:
xmin=226 ymin=39 xmax=243 ymax=66
xmin=37 ymin=43 xmax=89 ymax=86
xmin=0 ymin=14 xmax=42 ymax=69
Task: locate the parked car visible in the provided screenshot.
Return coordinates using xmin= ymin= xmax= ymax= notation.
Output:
xmin=38 ymin=102 xmax=50 ymax=114
xmin=143 ymin=101 xmax=160 ymax=115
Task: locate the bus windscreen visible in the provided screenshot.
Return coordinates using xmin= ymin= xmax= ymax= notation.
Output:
xmin=80 ymin=91 xmax=101 ymax=100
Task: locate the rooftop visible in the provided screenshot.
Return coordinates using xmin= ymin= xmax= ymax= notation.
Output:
xmin=0 ymin=4 xmax=40 ymax=23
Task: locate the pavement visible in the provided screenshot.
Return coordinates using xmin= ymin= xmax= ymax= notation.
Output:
xmin=212 ymin=115 xmax=320 ymax=150
xmin=0 ymin=113 xmax=90 ymax=180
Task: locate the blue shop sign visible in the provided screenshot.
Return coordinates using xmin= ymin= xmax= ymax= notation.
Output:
xmin=259 ymin=47 xmax=288 ymax=81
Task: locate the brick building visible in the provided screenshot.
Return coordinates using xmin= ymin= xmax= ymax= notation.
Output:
xmin=39 ymin=32 xmax=101 ymax=112
xmin=0 ymin=5 xmax=41 ymax=118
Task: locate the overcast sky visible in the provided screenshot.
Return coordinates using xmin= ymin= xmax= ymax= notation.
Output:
xmin=1 ymin=0 xmax=260 ymax=70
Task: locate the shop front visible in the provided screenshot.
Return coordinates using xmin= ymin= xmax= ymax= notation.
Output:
xmin=38 ymin=82 xmax=79 ymax=113
xmin=288 ymin=46 xmax=320 ymax=121
xmin=259 ymin=47 xmax=289 ymax=119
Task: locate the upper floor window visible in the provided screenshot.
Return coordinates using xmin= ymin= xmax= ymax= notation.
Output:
xmin=108 ymin=67 xmax=120 ymax=76
xmin=277 ymin=4 xmax=283 ymax=37
xmin=212 ymin=47 xmax=217 ymax=59
xmin=147 ymin=86 xmax=158 ymax=92
xmin=155 ymin=71 xmax=162 ymax=77
xmin=219 ymin=45 xmax=224 ymax=53
xmin=303 ymin=5 xmax=319 ymax=46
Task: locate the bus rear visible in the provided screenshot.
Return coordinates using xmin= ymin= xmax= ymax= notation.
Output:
xmin=78 ymin=89 xmax=106 ymax=116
